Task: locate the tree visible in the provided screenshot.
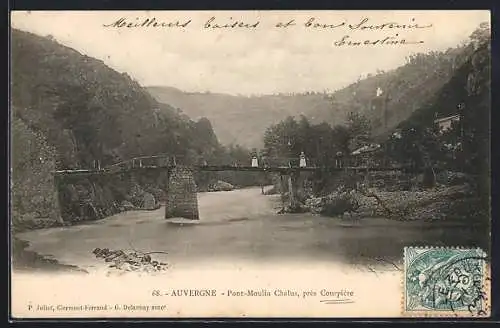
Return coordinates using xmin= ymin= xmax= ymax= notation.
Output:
xmin=462 ymin=33 xmax=490 ymax=203
xmin=346 ymin=112 xmax=372 ymax=152
xmin=469 ymin=22 xmax=490 ymax=48
xmin=331 ymin=125 xmax=351 ymax=155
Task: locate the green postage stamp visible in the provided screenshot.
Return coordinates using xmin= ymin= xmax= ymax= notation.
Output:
xmin=403 ymin=247 xmax=490 ymax=317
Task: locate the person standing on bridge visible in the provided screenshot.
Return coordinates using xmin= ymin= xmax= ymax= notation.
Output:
xmin=251 ymin=155 xmax=259 ymax=168
xmin=335 ymin=151 xmax=343 ymax=168
xmin=299 ymin=152 xmax=307 ymax=168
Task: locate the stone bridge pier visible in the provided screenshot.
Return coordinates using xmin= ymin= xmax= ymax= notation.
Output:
xmin=53 ymin=166 xmax=201 ymax=223
xmin=165 ymin=166 xmax=199 ymax=220
xmin=278 ymin=170 xmax=303 ymax=212
xmin=164 ymin=167 xmax=306 ymax=219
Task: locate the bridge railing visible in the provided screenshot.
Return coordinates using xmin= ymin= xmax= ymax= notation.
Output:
xmin=105 ymin=155 xmax=179 ymax=171
xmin=258 ymin=156 xmax=404 ymax=169
xmin=85 ymin=154 xmax=407 ymax=173
xmin=102 ymin=155 xmax=394 ymax=171
xmin=55 ymin=154 xmax=415 ymax=176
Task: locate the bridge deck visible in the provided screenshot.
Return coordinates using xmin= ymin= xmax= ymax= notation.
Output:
xmin=54 ymin=165 xmax=410 ymax=176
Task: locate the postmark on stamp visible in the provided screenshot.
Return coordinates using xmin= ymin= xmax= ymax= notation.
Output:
xmin=403 ymin=247 xmax=490 ymax=317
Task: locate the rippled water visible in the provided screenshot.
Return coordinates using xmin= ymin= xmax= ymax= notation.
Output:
xmin=16 ymin=187 xmax=488 ymax=273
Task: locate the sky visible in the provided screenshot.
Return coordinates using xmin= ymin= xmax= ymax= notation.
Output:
xmin=11 ymin=10 xmax=490 ymax=95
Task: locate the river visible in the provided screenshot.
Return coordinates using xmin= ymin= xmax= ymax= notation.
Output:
xmin=15 ymin=187 xmax=486 ymax=274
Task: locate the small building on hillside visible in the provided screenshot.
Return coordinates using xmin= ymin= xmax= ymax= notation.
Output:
xmin=434 ymin=114 xmax=460 ymax=134
xmin=350 ymin=143 xmax=382 ymax=166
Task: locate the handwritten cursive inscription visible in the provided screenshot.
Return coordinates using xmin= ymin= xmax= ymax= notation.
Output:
xmin=349 ymin=17 xmax=433 ymax=30
xmin=101 ymin=15 xmax=433 ymax=47
xmin=203 ymin=16 xmax=260 ymax=29
xmin=303 ymin=17 xmax=432 ymax=30
xmin=333 ymin=34 xmax=424 ymax=47
xmin=304 ymin=17 xmax=345 ymax=29
xmin=103 ymin=17 xmax=192 ymax=28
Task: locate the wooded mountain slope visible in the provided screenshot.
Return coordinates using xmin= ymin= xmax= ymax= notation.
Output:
xmin=148 ymin=44 xmax=470 ymax=148
xmin=11 ymin=29 xmax=224 ymax=226
xmin=11 ymin=29 xmax=221 ymax=170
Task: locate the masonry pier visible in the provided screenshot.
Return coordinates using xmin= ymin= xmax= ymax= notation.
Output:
xmin=165 ymin=166 xmax=199 ymax=220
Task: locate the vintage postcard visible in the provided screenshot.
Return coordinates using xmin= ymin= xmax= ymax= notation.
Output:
xmin=9 ymin=10 xmax=491 ymax=318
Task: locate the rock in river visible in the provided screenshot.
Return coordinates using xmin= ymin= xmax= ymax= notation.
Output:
xmin=208 ymin=180 xmax=234 ymax=192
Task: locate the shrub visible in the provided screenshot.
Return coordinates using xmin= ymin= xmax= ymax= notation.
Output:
xmin=320 ymin=192 xmax=360 ymax=217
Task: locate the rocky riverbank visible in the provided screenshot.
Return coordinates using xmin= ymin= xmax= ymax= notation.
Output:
xmin=273 ymin=170 xmax=487 ymax=223
xmin=303 ymin=183 xmax=486 ymax=223
xmin=12 ymin=175 xmax=164 ymax=234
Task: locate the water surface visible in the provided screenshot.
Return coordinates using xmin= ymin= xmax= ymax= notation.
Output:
xmin=16 ymin=187 xmax=487 ymax=273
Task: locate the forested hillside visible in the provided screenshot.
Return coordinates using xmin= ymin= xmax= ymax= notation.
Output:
xmin=316 ymin=45 xmax=472 ymax=139
xmin=264 ymin=23 xmax=490 ymax=167
xmin=387 ymin=23 xmax=490 ymax=192
xmin=148 ymin=40 xmax=472 ymax=148
xmin=10 ymin=29 xmax=255 ymax=228
xmin=261 ymin=23 xmax=489 ymax=208
xmin=146 ymin=86 xmax=315 ymax=149
xmin=11 ymin=29 xmax=221 ymax=170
